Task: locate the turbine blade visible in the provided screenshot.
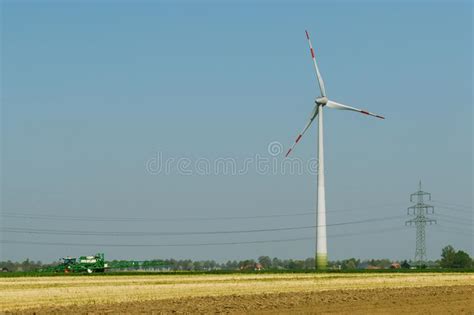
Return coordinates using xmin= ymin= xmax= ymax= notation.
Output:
xmin=285 ymin=105 xmax=319 ymax=157
xmin=305 ymin=30 xmax=326 ymax=97
xmin=326 ymin=100 xmax=385 ymax=119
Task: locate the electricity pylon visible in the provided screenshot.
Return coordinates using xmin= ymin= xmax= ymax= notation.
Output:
xmin=405 ymin=181 xmax=436 ymax=267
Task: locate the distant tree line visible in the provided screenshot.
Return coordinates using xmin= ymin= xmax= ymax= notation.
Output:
xmin=0 ymin=258 xmax=44 ymax=272
xmin=1 ymin=245 xmax=472 ymax=272
xmin=108 ymin=257 xmax=317 ymax=271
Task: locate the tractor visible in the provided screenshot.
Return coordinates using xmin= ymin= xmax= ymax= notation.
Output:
xmin=42 ymin=253 xmax=108 ymax=273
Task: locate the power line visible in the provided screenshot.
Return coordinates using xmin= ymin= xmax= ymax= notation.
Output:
xmin=437 ymin=222 xmax=473 ymax=233
xmin=434 ymin=211 xmax=472 ymax=220
xmin=435 ymin=221 xmax=473 ymax=233
xmin=435 ymin=206 xmax=472 ymax=215
xmin=1 ymin=202 xmax=406 ymax=222
xmin=436 ymin=225 xmax=473 ymax=236
xmin=430 ymin=203 xmax=472 ymax=215
xmin=1 ymin=215 xmax=405 ymax=237
xmin=0 ymin=227 xmax=406 ymax=248
xmin=4 ymin=212 xmax=315 ymax=222
xmin=431 ymin=200 xmax=472 ymax=210
xmin=435 ymin=213 xmax=473 ymax=226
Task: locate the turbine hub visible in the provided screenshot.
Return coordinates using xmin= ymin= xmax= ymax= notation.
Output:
xmin=315 ymin=97 xmax=328 ymax=105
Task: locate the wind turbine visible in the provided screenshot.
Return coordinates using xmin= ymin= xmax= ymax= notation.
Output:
xmin=285 ymin=30 xmax=385 ymax=270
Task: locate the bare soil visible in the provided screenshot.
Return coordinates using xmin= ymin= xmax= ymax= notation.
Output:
xmin=9 ymin=285 xmax=473 ymax=314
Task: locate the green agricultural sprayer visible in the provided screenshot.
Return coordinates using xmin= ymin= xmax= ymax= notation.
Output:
xmin=41 ymin=253 xmax=108 ymax=273
xmin=39 ymin=253 xmax=169 ymax=273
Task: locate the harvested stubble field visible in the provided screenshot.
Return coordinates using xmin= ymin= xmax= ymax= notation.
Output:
xmin=1 ymin=272 xmax=473 ymax=314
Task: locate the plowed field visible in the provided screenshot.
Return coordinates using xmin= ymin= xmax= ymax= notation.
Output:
xmin=1 ymin=273 xmax=473 ymax=314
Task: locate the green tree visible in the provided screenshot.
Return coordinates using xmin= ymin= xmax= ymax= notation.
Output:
xmin=440 ymin=245 xmax=456 ymax=268
xmin=193 ymin=261 xmax=203 ymax=271
xmin=339 ymin=258 xmax=359 ymax=270
xmin=258 ymin=256 xmax=272 ymax=269
xmin=239 ymin=259 xmax=255 ymax=270
xmin=345 ymin=260 xmax=357 ymax=270
xmin=225 ymin=260 xmax=238 ymax=270
xmin=453 ymin=250 xmax=472 ymax=268
xmin=272 ymin=257 xmax=282 ymax=269
xmin=304 ymin=258 xmax=315 ymax=270
xmin=440 ymin=245 xmax=472 ymax=268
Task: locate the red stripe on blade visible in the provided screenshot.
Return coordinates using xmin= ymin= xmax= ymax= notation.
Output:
xmin=285 ymin=149 xmax=292 ymax=157
xmin=375 ymin=115 xmax=385 ymax=119
xmin=305 ymin=30 xmax=310 ymax=39
xmin=310 ymin=48 xmax=315 ymax=58
xmin=295 ymin=134 xmax=302 ymax=143
xmin=360 ymin=110 xmax=370 ymax=115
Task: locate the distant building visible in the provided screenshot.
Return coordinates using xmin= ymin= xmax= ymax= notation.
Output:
xmin=390 ymin=263 xmax=401 ymax=269
xmin=254 ymin=263 xmax=263 ymax=271
xmin=240 ymin=263 xmax=264 ymax=271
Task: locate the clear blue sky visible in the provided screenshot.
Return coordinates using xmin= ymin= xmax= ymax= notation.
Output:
xmin=1 ymin=1 xmax=472 ymax=263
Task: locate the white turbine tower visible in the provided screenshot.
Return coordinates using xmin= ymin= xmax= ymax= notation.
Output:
xmin=285 ymin=30 xmax=385 ymax=270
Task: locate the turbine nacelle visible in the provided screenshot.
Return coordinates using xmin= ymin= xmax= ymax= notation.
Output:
xmin=315 ymin=97 xmax=328 ymax=105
